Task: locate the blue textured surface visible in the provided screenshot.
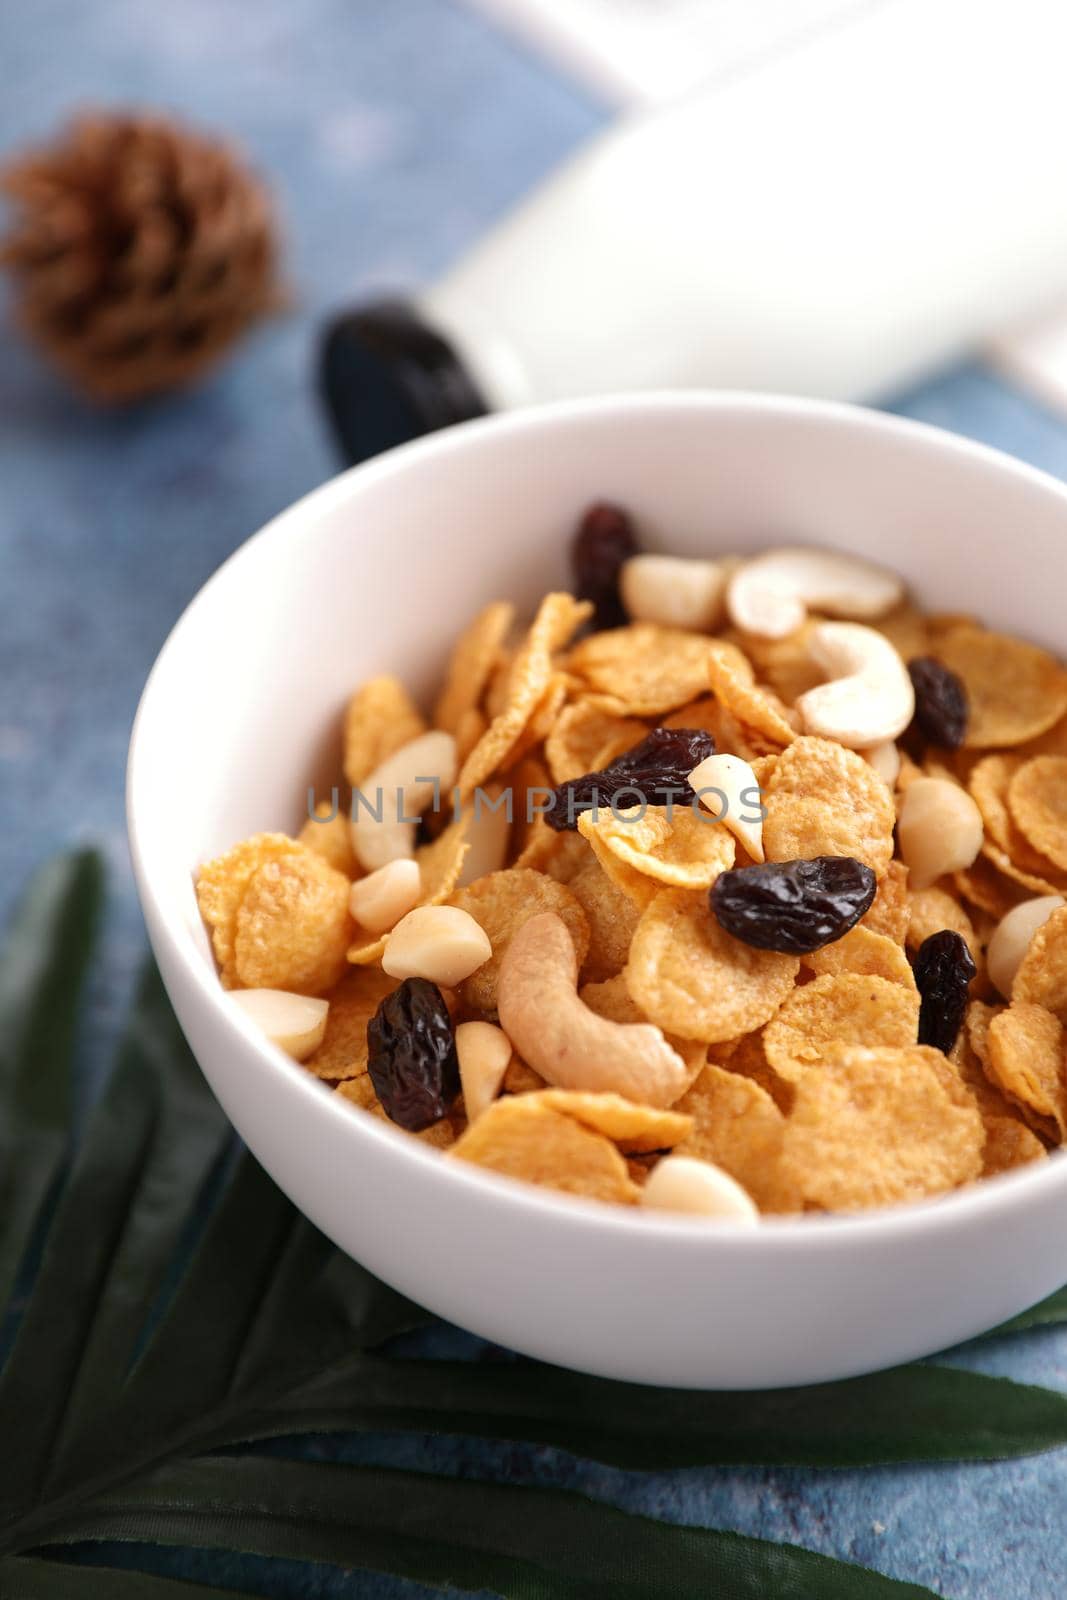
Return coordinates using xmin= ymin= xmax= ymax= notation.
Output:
xmin=2 ymin=3 xmax=1067 ymax=1596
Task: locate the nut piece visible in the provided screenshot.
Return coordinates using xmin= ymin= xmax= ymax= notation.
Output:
xmin=987 ymin=895 xmax=1065 ymax=999
xmin=350 ymin=730 xmax=457 ymax=872
xmin=456 ymin=790 xmax=511 ymax=887
xmin=348 ymin=858 xmax=422 ymax=935
xmin=382 ymin=905 xmax=492 ymax=986
xmin=727 ymin=547 xmax=904 ymax=640
xmin=688 ymin=752 xmax=765 ymax=862
xmin=497 ymin=911 xmax=691 ymax=1107
xmin=897 ymin=777 xmax=984 ymax=891
xmin=455 ymin=1020 xmax=513 ymax=1121
xmin=640 ymin=1155 xmax=760 ymax=1223
xmin=230 ymin=988 xmax=329 ymax=1061
xmin=619 ymin=554 xmax=730 ymax=632
xmin=863 ymin=740 xmax=901 ymax=789
xmin=796 ymin=622 xmax=915 ymax=747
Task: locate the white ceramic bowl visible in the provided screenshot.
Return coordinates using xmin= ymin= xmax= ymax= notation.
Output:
xmin=128 ymin=393 xmax=1067 ymax=1390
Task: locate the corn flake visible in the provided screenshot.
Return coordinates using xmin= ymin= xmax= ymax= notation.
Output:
xmin=530 ymin=1088 xmax=693 ymax=1153
xmin=802 ymin=925 xmax=916 ymax=988
xmin=626 ymin=888 xmax=799 ymax=1043
xmin=433 ymin=600 xmax=515 ymax=733
xmin=1008 ymin=756 xmax=1067 ymax=873
xmin=986 ymin=1002 xmax=1067 ymax=1141
xmin=907 ymin=888 xmax=980 ymax=965
xmin=675 ymin=1063 xmax=790 ymax=1211
xmin=233 ymin=849 xmax=353 ymax=995
xmin=565 ymin=623 xmax=713 ymax=715
xmin=937 ymin=625 xmax=1067 ymax=749
xmin=779 ymin=1046 xmax=984 ymax=1209
xmin=567 ymin=853 xmax=641 ymax=982
xmin=197 ymin=832 xmax=305 ymax=984
xmin=448 ymin=1095 xmax=639 ymax=1204
xmin=578 ymin=803 xmax=735 ymax=890
xmin=544 ymin=701 xmax=646 ymax=785
xmin=298 ymin=803 xmax=359 ymax=878
xmin=706 ymin=639 xmax=799 ymax=746
xmin=762 ymin=737 xmax=895 ymax=878
xmin=982 ymin=1116 xmax=1047 ymax=1177
xmin=860 ymin=860 xmax=911 ymax=945
xmin=344 ymin=676 xmax=427 ymax=787
xmin=305 ymin=966 xmax=398 ymax=1080
xmin=1012 ymin=905 xmax=1067 ymax=1018
xmin=763 ymin=973 xmax=920 ymax=1081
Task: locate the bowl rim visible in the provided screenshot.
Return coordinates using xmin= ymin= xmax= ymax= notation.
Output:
xmin=127 ymin=388 xmax=1067 ymax=1251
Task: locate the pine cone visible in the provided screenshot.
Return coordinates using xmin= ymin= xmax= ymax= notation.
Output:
xmin=0 ymin=111 xmax=283 ymax=403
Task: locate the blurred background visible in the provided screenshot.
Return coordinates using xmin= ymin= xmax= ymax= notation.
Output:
xmin=3 ymin=4 xmax=1067 ymax=1592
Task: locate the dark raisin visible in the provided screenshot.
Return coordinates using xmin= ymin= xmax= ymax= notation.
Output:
xmin=546 ymin=727 xmax=715 ymax=831
xmin=571 ymin=502 xmax=639 ymax=631
xmin=907 ymin=657 xmax=969 ymax=751
xmin=367 ymin=977 xmax=459 ymax=1131
xmin=913 ymin=929 xmax=977 ymax=1054
xmin=710 ymin=856 xmax=877 ymax=953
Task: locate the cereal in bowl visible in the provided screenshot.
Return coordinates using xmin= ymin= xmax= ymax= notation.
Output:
xmin=197 ymin=505 xmax=1067 ymax=1219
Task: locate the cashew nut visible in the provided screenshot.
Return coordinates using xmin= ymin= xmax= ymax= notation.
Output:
xmin=381 ymin=905 xmax=492 ymax=985
xmin=350 ymin=730 xmax=457 ymax=872
xmin=349 ymin=858 xmax=422 ymax=935
xmin=688 ymin=751 xmax=765 ymax=862
xmin=229 ymin=988 xmax=329 ymax=1061
xmin=619 ymin=554 xmax=732 ymax=632
xmin=641 ymin=1155 xmax=760 ymax=1223
xmin=897 ymin=777 xmax=984 ymax=890
xmin=497 ymin=912 xmax=690 ymax=1107
xmin=795 ymin=622 xmax=915 ymax=747
xmin=727 ymin=547 xmax=904 ymax=640
xmin=455 ymin=1020 xmax=513 ymax=1121
xmin=987 ymin=895 xmax=1065 ymax=999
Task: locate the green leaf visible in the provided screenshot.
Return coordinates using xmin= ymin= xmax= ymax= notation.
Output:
xmin=0 ymin=850 xmax=103 ymax=1314
xmin=217 ymin=1350 xmax=1067 ymax=1470
xmin=0 ymin=1556 xmax=240 ymax=1599
xmin=980 ymin=1286 xmax=1067 ymax=1339
xmin=44 ymin=1456 xmax=941 ymax=1600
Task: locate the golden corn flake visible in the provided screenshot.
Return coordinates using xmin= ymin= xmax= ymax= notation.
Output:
xmin=675 ymin=1063 xmax=789 ymax=1212
xmin=344 ymin=676 xmax=427 ymax=787
xmin=937 ymin=625 xmax=1067 ymax=749
xmin=713 ymin=1028 xmax=794 ymax=1112
xmin=305 ymin=965 xmax=398 ymax=1080
xmin=982 ymin=1115 xmax=1047 ymax=1177
xmin=1012 ymin=905 xmax=1067 ymax=1018
xmin=448 ymin=1095 xmax=639 ymax=1204
xmin=779 ymin=1045 xmax=984 ymax=1210
xmin=986 ymin=1002 xmax=1067 ymax=1141
xmin=762 ymin=737 xmax=896 ymax=879
xmin=578 ymin=803 xmax=735 ymax=890
xmin=433 ymin=599 xmax=515 ymax=734
xmin=802 ymin=925 xmax=916 ymax=989
xmin=197 ymin=832 xmax=306 ymax=984
xmin=706 ymin=639 xmax=799 ymax=747
xmin=966 ymin=1000 xmax=1004 ymax=1071
xmin=541 ymin=831 xmax=595 ymax=885
xmin=531 ymin=1088 xmax=693 ymax=1153
xmin=503 ymin=673 xmax=569 ymax=771
xmin=954 ymin=856 xmax=1027 ymax=922
xmin=583 ymin=829 xmax=658 ymax=908
xmin=298 ymin=803 xmax=359 ymax=878
xmin=730 ymin=623 xmax=824 ymax=706
xmin=968 ymin=754 xmax=1066 ymax=887
xmin=626 ymin=888 xmax=799 ymax=1043
xmin=567 ymin=853 xmax=641 ymax=983
xmin=565 ymin=623 xmax=713 ymax=715
xmin=454 ymin=706 xmax=488 ymax=765
xmin=234 ymin=849 xmax=354 ymax=995
xmin=347 ymin=815 xmax=471 ymax=965
xmin=859 ymin=860 xmax=910 ymax=945
xmin=544 ymin=700 xmax=646 ymax=785
xmin=906 ymin=888 xmax=980 ymax=965
xmin=1008 ymin=756 xmax=1067 ymax=873
xmin=763 ymin=974 xmax=920 ymax=1081
xmin=450 ymin=867 xmax=590 ymax=1012
xmin=873 ymin=600 xmax=929 ymax=661
xmin=458 ymin=593 xmax=590 ymax=795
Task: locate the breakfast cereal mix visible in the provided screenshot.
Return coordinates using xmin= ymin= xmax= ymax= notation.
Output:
xmin=196 ymin=500 xmax=1067 ymax=1221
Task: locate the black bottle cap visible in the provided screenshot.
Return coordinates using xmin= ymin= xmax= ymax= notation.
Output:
xmin=318 ymin=298 xmax=488 ymax=466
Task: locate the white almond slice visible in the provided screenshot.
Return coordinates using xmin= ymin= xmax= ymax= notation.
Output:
xmin=688 ymin=752 xmax=765 ymax=862
xmin=350 ymin=730 xmax=457 ymax=872
xmin=230 ymin=988 xmax=329 ymax=1061
xmin=641 ymin=1155 xmax=760 ymax=1223
xmin=349 ymin=858 xmax=422 ymax=935
xmin=456 ymin=1020 xmax=513 ymax=1121
xmin=382 ymin=905 xmax=492 ymax=986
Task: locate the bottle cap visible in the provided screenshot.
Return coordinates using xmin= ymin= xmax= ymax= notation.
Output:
xmin=319 ymin=299 xmax=487 ymax=465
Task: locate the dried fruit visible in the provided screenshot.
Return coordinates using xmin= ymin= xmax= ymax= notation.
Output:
xmin=546 ymin=728 xmax=715 ymax=831
xmin=571 ymin=502 xmax=639 ymax=631
xmin=906 ymin=656 xmax=969 ymax=750
xmin=710 ymin=856 xmax=876 ymax=954
xmin=367 ymin=977 xmax=459 ymax=1130
xmin=914 ymin=930 xmax=977 ymax=1054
